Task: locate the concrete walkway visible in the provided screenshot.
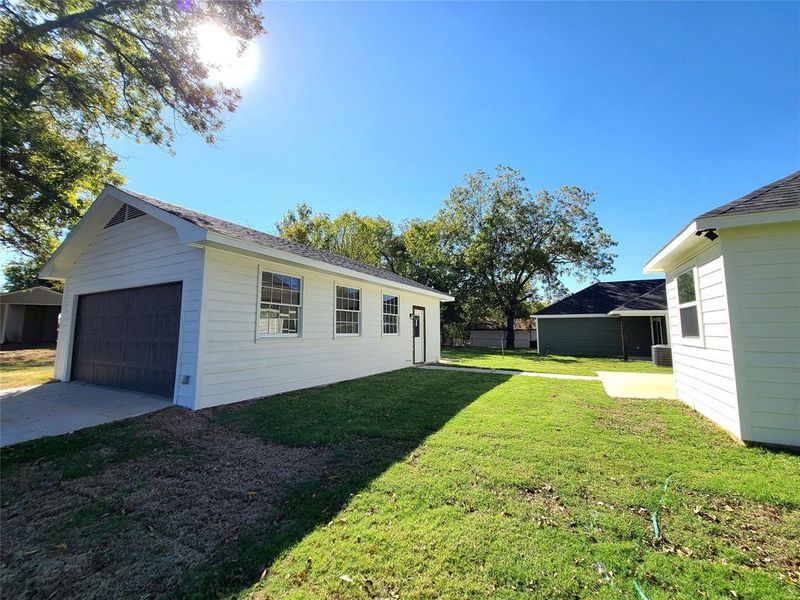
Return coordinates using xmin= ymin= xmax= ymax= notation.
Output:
xmin=420 ymin=365 xmax=600 ymax=381
xmin=597 ymin=371 xmax=677 ymax=399
xmin=1 ymin=382 xmax=172 ymax=447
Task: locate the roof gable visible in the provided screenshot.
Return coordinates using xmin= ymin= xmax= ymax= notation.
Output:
xmin=535 ymin=279 xmax=665 ymax=316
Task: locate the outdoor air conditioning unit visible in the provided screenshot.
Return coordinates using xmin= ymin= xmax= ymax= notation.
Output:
xmin=652 ymin=344 xmax=672 ymax=367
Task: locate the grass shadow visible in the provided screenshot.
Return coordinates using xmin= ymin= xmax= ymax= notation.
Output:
xmin=179 ymin=368 xmax=511 ymax=598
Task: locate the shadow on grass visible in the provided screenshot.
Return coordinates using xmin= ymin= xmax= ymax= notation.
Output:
xmin=176 ymin=368 xmax=510 ymax=598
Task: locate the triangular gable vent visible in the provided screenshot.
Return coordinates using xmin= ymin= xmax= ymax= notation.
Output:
xmin=104 ymin=203 xmax=146 ymax=228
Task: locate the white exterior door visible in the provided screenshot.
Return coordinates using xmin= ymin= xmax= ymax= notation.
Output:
xmin=412 ymin=306 xmax=426 ymax=364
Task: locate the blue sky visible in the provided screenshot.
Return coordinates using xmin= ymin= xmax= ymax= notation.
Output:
xmin=104 ymin=2 xmax=797 ymax=291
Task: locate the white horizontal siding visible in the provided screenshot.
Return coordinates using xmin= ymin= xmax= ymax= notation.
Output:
xmin=723 ymin=221 xmax=800 ymax=447
xmin=55 ymin=215 xmax=204 ymax=408
xmin=195 ymin=249 xmax=441 ymax=409
xmin=666 ymin=242 xmax=740 ymax=437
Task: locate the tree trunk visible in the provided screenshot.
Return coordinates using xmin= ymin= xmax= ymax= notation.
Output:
xmin=505 ymin=311 xmax=515 ymax=350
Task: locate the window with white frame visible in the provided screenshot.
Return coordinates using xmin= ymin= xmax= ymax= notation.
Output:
xmin=258 ymin=271 xmax=301 ymax=336
xmin=335 ymin=286 xmax=360 ymax=335
xmin=677 ymin=270 xmax=700 ymax=338
xmin=382 ymin=294 xmax=399 ymax=335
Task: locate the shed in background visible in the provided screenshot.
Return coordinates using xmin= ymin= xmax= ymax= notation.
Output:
xmin=1 ymin=286 xmax=62 ymax=346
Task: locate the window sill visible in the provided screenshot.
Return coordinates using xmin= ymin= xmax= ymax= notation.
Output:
xmin=256 ymin=334 xmax=302 ymax=342
xmin=335 ymin=333 xmax=361 ymax=338
xmin=675 ymin=336 xmax=705 ymax=348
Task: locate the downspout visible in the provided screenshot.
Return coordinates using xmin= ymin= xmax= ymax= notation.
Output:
xmin=618 ymin=316 xmax=628 ymax=361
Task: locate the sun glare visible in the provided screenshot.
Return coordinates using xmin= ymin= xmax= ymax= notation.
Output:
xmin=195 ymin=21 xmax=258 ymax=87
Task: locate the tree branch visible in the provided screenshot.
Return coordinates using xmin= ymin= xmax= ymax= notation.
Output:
xmin=1 ymin=1 xmax=132 ymax=56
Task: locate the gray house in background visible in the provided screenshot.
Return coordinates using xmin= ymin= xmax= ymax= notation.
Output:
xmin=535 ymin=280 xmax=667 ymax=359
xmin=0 ymin=286 xmax=62 ymax=346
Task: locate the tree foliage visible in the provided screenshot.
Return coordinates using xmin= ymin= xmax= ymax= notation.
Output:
xmin=440 ymin=166 xmax=617 ymax=347
xmin=0 ymin=0 xmax=264 ymax=261
xmin=275 ymin=167 xmax=617 ymax=348
xmin=2 ymin=256 xmax=63 ymax=291
xmin=276 ymin=204 xmax=400 ymax=271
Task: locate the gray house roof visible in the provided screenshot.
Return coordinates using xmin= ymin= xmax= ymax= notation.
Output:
xmin=611 ymin=282 xmax=667 ymax=312
xmin=116 ymin=186 xmax=446 ymax=296
xmin=698 ymin=170 xmax=800 ymax=219
xmin=535 ymin=279 xmax=665 ymax=316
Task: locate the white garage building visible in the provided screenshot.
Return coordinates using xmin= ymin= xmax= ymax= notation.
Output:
xmin=644 ymin=171 xmax=799 ymax=448
xmin=40 ymin=185 xmax=453 ymax=410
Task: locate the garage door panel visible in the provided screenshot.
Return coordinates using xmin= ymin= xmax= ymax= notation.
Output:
xmin=71 ymin=282 xmax=182 ymax=397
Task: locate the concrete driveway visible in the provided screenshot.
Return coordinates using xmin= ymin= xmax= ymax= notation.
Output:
xmin=597 ymin=371 xmax=677 ymax=400
xmin=0 ymin=382 xmax=172 ymax=447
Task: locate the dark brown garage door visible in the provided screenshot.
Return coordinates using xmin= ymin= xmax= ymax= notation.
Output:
xmin=71 ymin=282 xmax=182 ymax=396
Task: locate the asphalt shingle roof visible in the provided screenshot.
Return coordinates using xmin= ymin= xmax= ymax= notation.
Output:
xmin=535 ymin=279 xmax=665 ymax=316
xmin=115 ymin=186 xmax=447 ymax=296
xmin=697 ymin=170 xmax=800 ymax=219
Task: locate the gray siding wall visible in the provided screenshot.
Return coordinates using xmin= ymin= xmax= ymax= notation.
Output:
xmin=537 ymin=316 xmax=652 ymax=358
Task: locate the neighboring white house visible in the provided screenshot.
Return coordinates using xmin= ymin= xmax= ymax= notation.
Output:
xmin=644 ymin=170 xmax=800 ymax=448
xmin=469 ymin=320 xmax=537 ymax=349
xmin=40 ymin=185 xmax=453 ymax=410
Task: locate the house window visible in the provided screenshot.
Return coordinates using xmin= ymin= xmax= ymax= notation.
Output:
xmin=677 ymin=270 xmax=700 ymax=338
xmin=259 ymin=271 xmax=301 ymax=336
xmin=382 ymin=294 xmax=399 ymax=335
xmin=335 ymin=286 xmax=361 ymax=335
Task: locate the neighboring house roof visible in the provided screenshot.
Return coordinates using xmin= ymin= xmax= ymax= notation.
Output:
xmin=40 ymin=185 xmax=452 ymax=300
xmin=610 ymin=282 xmax=667 ymax=312
xmin=644 ymin=171 xmax=800 ymax=273
xmin=0 ymin=286 xmax=63 ymax=306
xmin=535 ymin=279 xmax=665 ymax=316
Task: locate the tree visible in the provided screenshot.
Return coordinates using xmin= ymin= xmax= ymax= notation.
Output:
xmin=0 ymin=0 xmax=264 ymax=261
xmin=436 ymin=166 xmax=617 ymax=348
xmin=276 ymin=204 xmax=399 ymax=270
xmin=2 ymin=257 xmax=63 ymax=292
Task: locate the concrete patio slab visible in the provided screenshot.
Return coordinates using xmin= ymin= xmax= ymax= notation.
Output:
xmin=597 ymin=371 xmax=677 ymax=399
xmin=0 ymin=382 xmax=172 ymax=447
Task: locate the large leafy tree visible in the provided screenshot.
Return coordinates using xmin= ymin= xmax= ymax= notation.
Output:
xmin=440 ymin=166 xmax=617 ymax=348
xmin=274 ymin=169 xmax=616 ymax=348
xmin=0 ymin=0 xmax=264 ymax=269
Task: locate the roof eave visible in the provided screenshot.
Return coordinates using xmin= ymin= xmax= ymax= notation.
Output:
xmin=644 ymin=207 xmax=800 ymax=274
xmin=198 ymin=232 xmax=455 ymax=301
xmin=643 ymin=221 xmax=700 ymax=274
xmin=607 ymin=309 xmax=667 ymax=316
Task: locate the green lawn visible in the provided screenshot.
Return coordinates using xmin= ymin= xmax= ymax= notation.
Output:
xmin=0 ymin=347 xmax=56 ymax=389
xmin=2 ymin=369 xmax=798 ymax=599
xmin=442 ymin=346 xmax=673 ymax=375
